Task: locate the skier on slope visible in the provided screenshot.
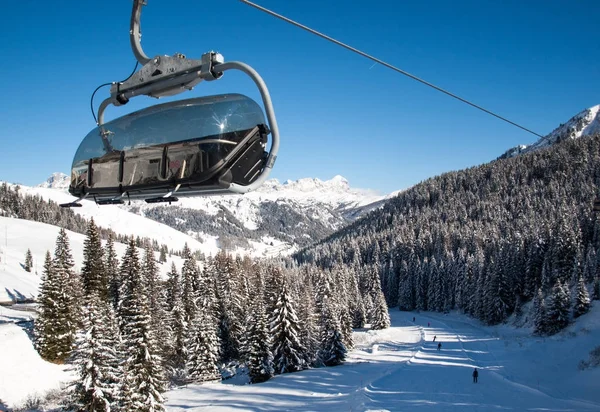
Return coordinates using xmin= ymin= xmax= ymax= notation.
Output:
xmin=433 ymin=335 xmax=437 ymax=342
xmin=472 ymin=368 xmax=478 ymax=383
xmin=437 ymin=342 xmax=441 ymax=351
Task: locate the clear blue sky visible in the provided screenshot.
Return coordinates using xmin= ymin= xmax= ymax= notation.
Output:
xmin=1 ymin=0 xmax=599 ymax=194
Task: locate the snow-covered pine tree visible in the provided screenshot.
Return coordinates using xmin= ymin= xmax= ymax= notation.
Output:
xmin=246 ymin=295 xmax=274 ymax=383
xmin=270 ymin=272 xmax=306 ymax=374
xmin=533 ymin=287 xmax=547 ymax=335
xmin=105 ymin=233 xmax=120 ymax=311
xmin=317 ymin=295 xmax=347 ymax=367
xmin=593 ymin=276 xmax=600 ymax=301
xmin=163 ymin=263 xmax=187 ymax=380
xmin=34 ymin=251 xmax=56 ymax=359
xmin=24 ymin=248 xmax=33 ymax=272
xmin=70 ymin=293 xmax=121 ymax=412
xmin=185 ymin=299 xmax=221 ymax=383
xmin=371 ymin=290 xmax=391 ymax=330
xmin=181 ymin=247 xmax=199 ymax=323
xmin=572 ymin=274 xmax=591 ymax=318
xmin=81 ymin=218 xmax=108 ymax=301
xmin=118 ymin=238 xmax=165 ymax=411
xmin=546 ymin=280 xmax=570 ymax=334
xmin=53 ymin=228 xmax=82 ymax=362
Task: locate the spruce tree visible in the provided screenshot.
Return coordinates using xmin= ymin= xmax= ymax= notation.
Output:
xmin=270 ymin=275 xmax=306 ymax=374
xmin=24 ymin=248 xmax=33 ymax=272
xmin=533 ymin=288 xmax=547 ymax=335
xmin=70 ymin=294 xmax=121 ymax=411
xmin=52 ymin=228 xmax=81 ymax=362
xmin=118 ymin=239 xmax=165 ymax=411
xmin=572 ymin=274 xmax=591 ymax=318
xmin=246 ymin=286 xmax=274 ymax=383
xmin=105 ymin=234 xmax=120 ymax=311
xmin=81 ymin=219 xmax=107 ymax=300
xmin=593 ymin=276 xmax=600 ymax=301
xmin=34 ymin=251 xmax=56 ymax=359
xmin=546 ymin=280 xmax=570 ymax=334
xmin=318 ymin=296 xmax=347 ymax=367
xmin=371 ymin=291 xmax=391 ymax=330
xmin=185 ymin=306 xmax=221 ymax=383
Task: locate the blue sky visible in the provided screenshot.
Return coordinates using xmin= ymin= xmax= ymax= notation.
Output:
xmin=1 ymin=0 xmax=599 ymax=195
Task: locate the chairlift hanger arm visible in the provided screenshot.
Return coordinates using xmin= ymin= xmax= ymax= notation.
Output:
xmin=90 ymin=0 xmax=280 ymax=197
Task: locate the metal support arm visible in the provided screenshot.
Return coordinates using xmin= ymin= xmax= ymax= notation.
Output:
xmin=130 ymin=0 xmax=151 ymax=65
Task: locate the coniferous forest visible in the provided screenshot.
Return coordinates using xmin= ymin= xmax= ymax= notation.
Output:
xmin=295 ymin=133 xmax=600 ymax=334
xmin=33 ymin=219 xmax=391 ymax=410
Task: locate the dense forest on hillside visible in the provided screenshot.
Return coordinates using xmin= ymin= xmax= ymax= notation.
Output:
xmin=295 ymin=134 xmax=600 ymax=332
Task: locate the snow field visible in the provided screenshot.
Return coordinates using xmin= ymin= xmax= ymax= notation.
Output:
xmin=0 ymin=323 xmax=73 ymax=407
xmin=0 ymin=216 xmax=185 ymax=303
xmin=165 ymin=310 xmax=600 ymax=411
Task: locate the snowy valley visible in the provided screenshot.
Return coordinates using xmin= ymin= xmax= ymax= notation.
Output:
xmin=31 ymin=174 xmax=388 ymax=258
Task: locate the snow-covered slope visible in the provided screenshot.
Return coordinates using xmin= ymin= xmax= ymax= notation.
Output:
xmin=11 ymin=183 xmax=214 ymax=256
xmin=501 ymin=104 xmax=600 ymax=158
xmin=0 ymin=216 xmax=185 ymax=303
xmin=2 ymin=307 xmax=599 ymax=409
xmin=165 ymin=309 xmax=600 ymax=411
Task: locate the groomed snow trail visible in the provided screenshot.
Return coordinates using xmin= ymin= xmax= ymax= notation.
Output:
xmin=165 ymin=311 xmax=600 ymax=411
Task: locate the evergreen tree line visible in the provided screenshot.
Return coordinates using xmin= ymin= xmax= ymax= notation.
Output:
xmin=294 ymin=133 xmax=600 ymax=334
xmin=0 ymin=183 xmax=179 ymax=259
xmin=34 ymin=219 xmax=392 ymax=410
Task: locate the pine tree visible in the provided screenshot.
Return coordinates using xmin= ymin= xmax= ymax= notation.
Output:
xmin=246 ymin=296 xmax=274 ymax=383
xmin=318 ymin=295 xmax=347 ymax=367
xmin=81 ymin=219 xmax=107 ymax=300
xmin=118 ymin=239 xmax=165 ymax=411
xmin=34 ymin=251 xmax=56 ymax=359
xmin=163 ymin=263 xmax=187 ymax=380
xmin=572 ymin=274 xmax=591 ymax=318
xmin=270 ymin=275 xmax=306 ymax=374
xmin=546 ymin=280 xmax=570 ymax=334
xmin=105 ymin=234 xmax=120 ymax=311
xmin=593 ymin=276 xmax=600 ymax=301
xmin=70 ymin=293 xmax=121 ymax=411
xmin=185 ymin=307 xmax=221 ymax=383
xmin=533 ymin=287 xmax=547 ymax=335
xmin=52 ymin=228 xmax=81 ymax=362
xmin=371 ymin=291 xmax=391 ymax=330
xmin=24 ymin=248 xmax=33 ymax=272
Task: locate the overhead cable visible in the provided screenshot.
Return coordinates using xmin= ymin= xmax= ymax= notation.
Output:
xmin=239 ymin=0 xmax=544 ymax=139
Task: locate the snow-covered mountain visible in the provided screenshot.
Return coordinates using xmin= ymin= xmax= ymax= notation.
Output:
xmin=35 ymin=174 xmax=387 ymax=257
xmin=36 ymin=172 xmax=70 ymax=189
xmin=500 ymin=104 xmax=600 ymax=159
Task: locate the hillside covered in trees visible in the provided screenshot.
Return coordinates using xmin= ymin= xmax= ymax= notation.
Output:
xmin=295 ymin=133 xmax=600 ymax=333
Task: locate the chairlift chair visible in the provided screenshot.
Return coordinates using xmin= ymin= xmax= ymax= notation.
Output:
xmin=62 ymin=0 xmax=279 ymax=207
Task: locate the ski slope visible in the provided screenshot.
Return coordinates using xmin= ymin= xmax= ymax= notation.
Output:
xmin=0 ymin=216 xmax=185 ymax=303
xmin=166 ymin=309 xmax=600 ymax=411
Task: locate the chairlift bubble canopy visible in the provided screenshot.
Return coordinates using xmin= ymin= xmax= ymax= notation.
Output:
xmin=69 ymin=93 xmax=272 ymax=202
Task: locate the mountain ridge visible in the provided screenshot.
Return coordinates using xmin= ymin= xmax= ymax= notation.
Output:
xmin=500 ymin=104 xmax=600 ymax=159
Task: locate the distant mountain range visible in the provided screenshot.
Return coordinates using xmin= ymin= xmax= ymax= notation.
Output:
xmin=500 ymin=104 xmax=600 ymax=159
xmin=34 ymin=174 xmax=390 ymax=257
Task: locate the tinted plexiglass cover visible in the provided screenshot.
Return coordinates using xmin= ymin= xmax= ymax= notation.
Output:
xmin=70 ymin=93 xmax=268 ymax=196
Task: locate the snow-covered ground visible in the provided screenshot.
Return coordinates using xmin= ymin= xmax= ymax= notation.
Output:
xmin=0 ymin=216 xmax=185 ymax=303
xmin=1 ymin=294 xmax=599 ymax=409
xmin=13 ymin=184 xmax=214 ymax=255
xmin=166 ymin=309 xmax=600 ymax=411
